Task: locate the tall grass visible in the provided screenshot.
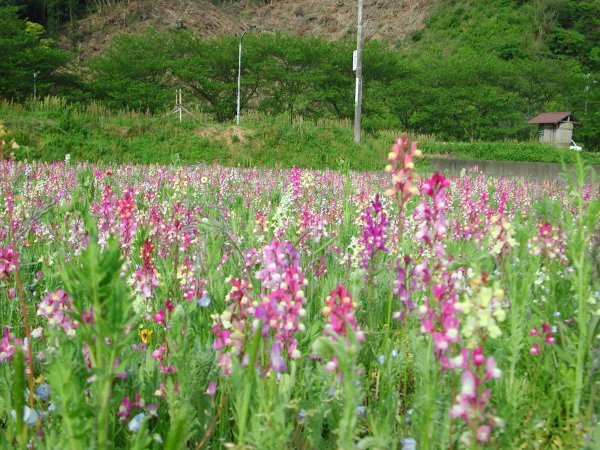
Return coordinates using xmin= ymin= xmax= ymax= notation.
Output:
xmin=2 ymin=100 xmax=599 ymax=169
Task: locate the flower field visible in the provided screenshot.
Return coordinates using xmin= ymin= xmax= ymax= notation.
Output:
xmin=0 ymin=135 xmax=599 ymax=449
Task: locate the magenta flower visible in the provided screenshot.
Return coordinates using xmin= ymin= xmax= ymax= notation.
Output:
xmin=323 ymin=285 xmax=364 ymax=343
xmin=153 ymin=309 xmax=165 ymax=326
xmin=290 ymin=166 xmax=302 ymax=202
xmin=0 ymin=328 xmax=17 ymax=363
xmin=0 ymin=245 xmax=18 ymax=280
xmin=116 ymin=186 xmax=137 ymax=252
xmin=93 ymin=184 xmax=117 ymax=248
xmin=529 ymin=322 xmax=556 ymax=355
xmin=117 ymin=397 xmax=132 ymax=418
xmin=151 ymin=345 xmax=165 ymax=360
xmin=205 ymin=381 xmax=217 ymax=397
xmin=358 ymin=194 xmax=390 ymax=272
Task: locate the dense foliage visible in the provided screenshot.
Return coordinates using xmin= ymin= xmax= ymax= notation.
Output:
xmin=0 ymin=5 xmax=74 ymax=100
xmin=0 ymin=130 xmax=599 ymax=448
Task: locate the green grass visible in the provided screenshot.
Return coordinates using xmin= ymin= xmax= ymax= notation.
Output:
xmin=2 ymin=98 xmax=599 ymax=169
xmin=421 ymin=141 xmax=600 ymax=165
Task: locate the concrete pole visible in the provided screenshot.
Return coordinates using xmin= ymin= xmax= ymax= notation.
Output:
xmin=236 ymin=39 xmax=243 ymax=125
xmin=236 ymin=25 xmax=256 ymax=126
xmin=354 ymin=0 xmax=363 ymax=144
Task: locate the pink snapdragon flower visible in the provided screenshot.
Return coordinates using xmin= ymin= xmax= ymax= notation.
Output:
xmin=116 ymin=186 xmax=137 ymax=252
xmin=94 ymin=184 xmax=117 ymax=248
xmin=211 ymin=279 xmax=254 ymax=376
xmin=527 ymin=222 xmax=568 ymax=264
xmin=37 ymin=290 xmax=78 ymax=336
xmin=385 ymin=137 xmax=422 ymax=233
xmin=0 ymin=327 xmax=18 ymax=363
xmin=450 ymin=350 xmax=503 ymax=444
xmin=529 ymin=323 xmax=556 ymax=355
xmin=290 ymin=166 xmax=302 ymax=202
xmin=255 ymin=241 xmax=300 ymax=290
xmin=133 ymin=239 xmax=160 ymax=299
xmin=0 ymin=245 xmax=18 ymax=280
xmin=254 ymin=241 xmax=308 ymax=372
xmin=178 ymin=257 xmax=206 ymax=302
xmin=323 ymin=285 xmax=364 ymax=342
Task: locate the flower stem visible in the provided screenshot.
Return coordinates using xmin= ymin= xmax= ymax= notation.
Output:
xmin=237 ymin=324 xmax=262 ymax=443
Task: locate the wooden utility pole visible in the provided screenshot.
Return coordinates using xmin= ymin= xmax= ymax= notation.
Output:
xmin=354 ymin=0 xmax=364 ymax=144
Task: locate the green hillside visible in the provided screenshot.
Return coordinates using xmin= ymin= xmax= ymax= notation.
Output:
xmin=1 ymin=0 xmax=599 ymax=154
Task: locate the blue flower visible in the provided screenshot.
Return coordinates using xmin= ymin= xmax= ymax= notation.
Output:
xmin=377 ymin=354 xmax=385 ymax=365
xmin=23 ymin=407 xmax=39 ymax=426
xmin=328 ymin=386 xmax=336 ymax=397
xmin=198 ymin=296 xmax=211 ymax=307
xmin=391 ymin=348 xmax=399 ymax=358
xmin=128 ymin=413 xmax=145 ymax=433
xmin=402 ymin=438 xmax=417 ymax=450
xmin=11 ymin=407 xmax=39 ymax=426
xmin=356 ymin=406 xmax=366 ymax=417
xmin=36 ymin=383 xmax=51 ymax=400
xmin=297 ymin=410 xmax=307 ymax=420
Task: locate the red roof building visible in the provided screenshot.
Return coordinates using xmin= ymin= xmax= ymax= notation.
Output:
xmin=527 ymin=112 xmax=579 ymax=148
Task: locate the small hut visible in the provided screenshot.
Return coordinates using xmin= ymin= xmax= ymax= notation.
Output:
xmin=527 ymin=112 xmax=579 ymax=148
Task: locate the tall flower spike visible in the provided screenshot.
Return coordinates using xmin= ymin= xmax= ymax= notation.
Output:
xmin=385 ymin=137 xmax=422 ymax=236
xmin=254 ymin=241 xmax=308 ymax=372
xmin=323 ymin=285 xmax=364 ymax=342
xmin=132 ymin=239 xmax=160 ymax=299
xmin=358 ymin=194 xmax=390 ymax=272
xmin=116 ymin=186 xmax=137 ymax=253
xmin=211 ymin=279 xmax=254 ymax=376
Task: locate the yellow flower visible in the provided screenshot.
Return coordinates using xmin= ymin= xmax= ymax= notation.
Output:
xmin=139 ymin=329 xmax=153 ymax=345
xmin=201 ymin=176 xmax=208 ymax=184
xmin=35 ymin=374 xmax=44 ymax=385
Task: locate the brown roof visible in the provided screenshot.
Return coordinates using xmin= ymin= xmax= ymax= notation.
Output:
xmin=527 ymin=112 xmax=579 ymax=124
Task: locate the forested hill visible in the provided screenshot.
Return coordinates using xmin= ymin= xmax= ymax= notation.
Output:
xmin=2 ymin=0 xmax=599 ymax=149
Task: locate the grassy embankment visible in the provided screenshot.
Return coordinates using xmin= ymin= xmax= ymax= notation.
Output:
xmin=3 ymin=98 xmax=599 ymax=170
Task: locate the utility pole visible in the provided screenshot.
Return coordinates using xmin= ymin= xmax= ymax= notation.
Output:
xmin=33 ymin=71 xmax=39 ymax=100
xmin=237 ymin=24 xmax=256 ymax=126
xmin=354 ymin=0 xmax=364 ymax=144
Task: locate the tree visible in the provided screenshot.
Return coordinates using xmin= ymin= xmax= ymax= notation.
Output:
xmin=168 ymin=32 xmax=261 ymax=122
xmin=410 ymin=48 xmax=521 ymax=141
xmin=257 ymin=34 xmax=352 ymax=122
xmin=0 ymin=5 xmax=73 ymax=100
xmin=87 ymin=29 xmax=173 ymax=112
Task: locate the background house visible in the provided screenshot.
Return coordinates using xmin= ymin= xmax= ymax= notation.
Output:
xmin=527 ymin=112 xmax=579 ymax=148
